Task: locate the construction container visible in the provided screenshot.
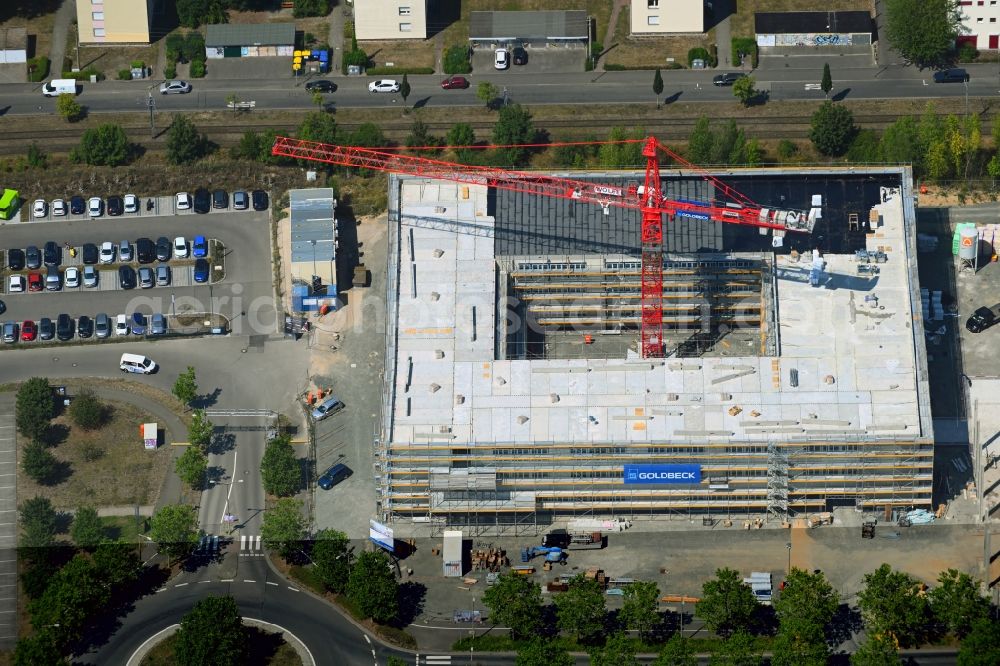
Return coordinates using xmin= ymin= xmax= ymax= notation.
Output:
xmin=442 ymin=530 xmax=463 ymax=577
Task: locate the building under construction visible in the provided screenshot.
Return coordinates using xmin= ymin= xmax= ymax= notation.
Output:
xmin=375 ymin=167 xmax=934 ymax=534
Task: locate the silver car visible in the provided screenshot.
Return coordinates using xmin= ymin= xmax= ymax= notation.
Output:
xmin=311 ymin=395 xmax=345 ymax=421
xmin=95 ymin=313 xmax=111 ymax=339
xmin=138 ymin=266 xmax=154 ymax=289
xmin=83 ymin=265 xmax=98 ymax=288
xmin=150 ymin=313 xmax=167 ymax=336
xmin=156 ymin=265 xmax=171 ymax=286
xmin=159 ymin=80 xmax=192 ymax=94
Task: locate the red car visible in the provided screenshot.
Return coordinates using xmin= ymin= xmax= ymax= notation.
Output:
xmin=21 ymin=320 xmax=36 ymax=341
xmin=441 ymin=76 xmax=469 ymax=90
xmin=27 ymin=272 xmax=43 ymax=292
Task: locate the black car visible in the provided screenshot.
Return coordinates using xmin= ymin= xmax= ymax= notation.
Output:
xmin=193 ymin=188 xmax=211 ymax=214
xmin=966 ymin=303 xmax=1000 ymax=333
xmin=252 ymin=190 xmax=269 ymax=211
xmin=107 ymin=195 xmax=124 ymax=216
xmin=43 ymin=241 xmax=60 ymax=267
xmin=70 ymin=195 xmax=86 ymax=215
xmin=118 ymin=265 xmax=137 ymax=290
xmin=305 ymin=79 xmax=337 ymax=93
xmin=7 ymin=248 xmax=24 ymax=271
xmin=81 ymin=243 xmax=99 ymax=265
xmin=933 ymin=68 xmax=969 ymax=83
xmin=212 ymin=189 xmax=229 ymax=209
xmin=512 ymin=47 xmax=528 ymax=66
xmin=77 ymin=315 xmax=93 ymax=339
xmin=56 ymin=314 xmax=73 ymax=341
xmin=155 ymin=237 xmax=172 ymax=262
xmin=713 ymin=73 xmax=746 ymax=86
xmin=38 ymin=317 xmax=54 ymax=340
xmin=25 ymin=245 xmax=41 ymax=269
xmin=136 ymin=237 xmax=155 ymax=264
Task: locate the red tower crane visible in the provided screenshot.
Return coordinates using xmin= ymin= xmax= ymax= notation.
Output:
xmin=272 ymin=135 xmax=813 ymax=358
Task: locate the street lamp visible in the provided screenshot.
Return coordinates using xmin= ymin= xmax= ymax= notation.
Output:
xmin=786 ymin=542 xmax=792 ymax=573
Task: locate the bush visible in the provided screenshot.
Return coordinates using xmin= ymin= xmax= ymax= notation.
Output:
xmin=68 ymin=390 xmax=106 ymax=430
xmin=443 ymin=45 xmax=471 ymax=75
xmin=777 ymin=139 xmax=798 ymax=160
xmin=342 ymin=48 xmax=369 ymax=74
xmin=688 ymin=47 xmax=715 ymax=68
xmin=183 ymin=31 xmax=205 ymax=62
xmin=117 ymin=69 xmax=132 ymax=80
xmin=70 ymin=124 xmax=131 ymax=167
xmin=365 ymin=66 xmax=434 ymax=75
xmin=293 ymin=0 xmax=330 ymax=18
xmin=61 ymin=67 xmax=104 ymax=81
xmin=732 ymin=37 xmax=758 ymax=68
xmin=164 ymin=65 xmax=177 ymax=79
xmin=27 ymin=56 xmax=49 ymax=82
xmin=958 ymin=42 xmax=979 ymax=62
xmin=190 ymin=59 xmax=206 ymax=78
xmin=16 ymin=378 xmax=53 ymax=442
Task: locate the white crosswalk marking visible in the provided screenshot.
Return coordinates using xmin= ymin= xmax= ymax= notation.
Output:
xmin=425 ymin=657 xmax=452 ymax=665
xmin=239 ymin=535 xmax=263 ymax=556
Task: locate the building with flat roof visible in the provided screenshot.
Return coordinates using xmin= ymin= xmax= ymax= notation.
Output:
xmin=355 ymin=0 xmax=427 ymax=40
xmin=377 ymin=167 xmax=933 ymax=535
xmin=469 ymin=10 xmax=589 ymax=46
xmin=78 ymin=0 xmax=155 ymax=44
xmin=205 ymin=23 xmax=295 ymax=59
xmin=754 ymin=11 xmax=873 ymax=48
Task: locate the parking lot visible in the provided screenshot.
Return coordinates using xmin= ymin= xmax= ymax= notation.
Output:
xmin=471 ymin=43 xmax=586 ymax=74
xmin=0 ymin=193 xmax=277 ymax=346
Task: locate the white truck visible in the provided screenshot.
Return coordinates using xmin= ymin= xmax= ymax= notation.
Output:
xmin=743 ymin=572 xmax=773 ymax=604
xmin=42 ymin=79 xmax=78 ymax=97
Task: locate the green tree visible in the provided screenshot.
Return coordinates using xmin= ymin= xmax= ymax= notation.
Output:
xmin=293 ymin=0 xmax=330 ymax=18
xmin=13 ymin=631 xmax=65 ymax=666
xmin=709 ymin=630 xmax=760 ymax=666
xmin=821 ymin=63 xmax=832 ymax=97
xmin=400 ymin=74 xmax=411 ymax=108
xmin=477 ymin=81 xmax=499 ymax=108
xmin=655 ymin=633 xmax=697 ymax=666
xmin=175 ymin=596 xmax=247 ymax=666
xmin=770 ymin=616 xmax=828 ymax=666
xmin=312 ymin=529 xmax=352 ymax=593
xmin=311 ymin=90 xmax=324 ymax=109
xmin=847 ymin=129 xmax=881 ymax=164
xmin=92 ymin=541 xmax=142 ymax=587
xmin=926 ymin=139 xmax=951 ymax=181
xmin=70 ymin=123 xmax=131 ymax=166
xmin=696 ymin=568 xmax=758 ymax=637
xmin=447 ymin=122 xmax=476 ymax=163
xmin=21 ymin=441 xmax=58 ymax=484
xmin=988 ymin=154 xmax=1000 ymax=182
xmin=347 ymin=550 xmax=399 ymax=624
xmin=492 ymin=104 xmax=535 ymax=167
xmin=884 ymin=0 xmax=961 ymax=66
xmin=443 ymin=45 xmax=471 ymax=74
xmin=351 ymin=122 xmax=388 ymax=148
xmin=225 ymin=92 xmax=241 ymax=116
xmin=590 ymin=631 xmax=638 ymax=666
xmin=857 ymin=563 xmax=929 ymax=647
xmin=515 ymin=638 xmax=574 ymax=666
xmin=732 ymin=76 xmax=757 ymax=107
xmin=809 ymin=101 xmax=856 ymax=156
xmin=175 ymin=446 xmax=208 ymax=489
xmin=620 ymin=580 xmax=660 ymax=640
xmin=298 ymin=110 xmax=339 ymax=145
xmin=56 ymin=93 xmax=83 ymax=122
xmin=176 ymin=0 xmax=227 ymax=28
xmin=187 ymin=409 xmax=214 ymax=452
xmin=16 ymin=377 xmax=53 ymax=442
xmin=773 ymin=567 xmax=839 ymax=628
xmin=166 ymin=115 xmax=207 ymax=165
xmin=928 ymin=569 xmax=988 ymax=637
xmin=19 ymin=496 xmax=58 ymax=550
xmin=28 ymin=554 xmax=109 ymax=648
xmin=744 ymin=138 xmax=763 ymax=166
xmin=26 ymin=141 xmax=47 ymax=168
xmin=70 ymin=506 xmax=104 ymax=549
xmin=149 ymin=504 xmax=199 ymax=563
xmin=261 ymin=498 xmax=306 ymax=560
xmin=957 ymin=617 xmax=1000 ymax=666
xmin=850 ymin=633 xmax=899 ymax=666
xmin=405 ymin=119 xmax=443 ymax=153
xmin=260 ymin=434 xmax=301 ymax=497
xmin=173 ymin=366 xmax=198 ymax=407
xmin=711 ymin=120 xmax=749 ymax=165
xmin=597 ymin=126 xmax=643 ymax=168
xmin=653 ymin=68 xmax=664 ymax=108
xmin=687 ymin=116 xmax=715 ymax=165
xmin=554 ymin=574 xmax=606 ymax=642
xmin=481 ymin=571 xmax=543 ymax=639
xmin=68 ymin=389 xmax=105 ymax=430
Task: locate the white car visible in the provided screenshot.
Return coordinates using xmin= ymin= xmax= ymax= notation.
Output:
xmin=124 ymin=194 xmax=139 ymax=214
xmin=51 ymin=199 xmax=67 ymax=216
xmin=99 ymin=241 xmax=115 ymax=264
xmin=159 ymin=80 xmax=192 ymax=94
xmin=88 ymin=196 xmax=103 ymax=217
xmin=64 ymin=267 xmax=80 ymax=289
xmin=494 ymin=48 xmax=509 ymax=70
xmin=368 ymin=79 xmax=400 ymax=93
xmin=32 ymin=199 xmax=47 ymax=218
xmin=176 ymin=192 xmax=191 ymax=210
xmin=7 ymin=275 xmax=25 ymax=293
xmin=173 ymin=236 xmax=189 ymax=259
xmin=114 ymin=314 xmax=129 ymax=336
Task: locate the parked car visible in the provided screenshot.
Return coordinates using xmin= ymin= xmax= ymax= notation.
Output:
xmin=26 ymin=273 xmax=42 ymax=292
xmin=212 ymin=189 xmax=228 ymax=209
xmin=107 ymin=195 xmax=124 ymax=216
xmin=0 ymin=300 xmax=4 ymax=315
xmin=118 ymin=265 xmax=136 ymax=290
xmin=21 ymin=320 xmax=36 ymax=341
xmin=136 ymin=237 xmax=155 ymax=264
xmin=32 ymin=199 xmax=47 ymax=218
xmin=317 ymin=463 xmax=352 ymax=489
xmin=83 ymin=265 xmax=98 ymax=288
xmin=45 ymin=266 xmax=61 ymax=291
xmin=232 ymin=191 xmax=249 ymax=210
xmin=43 ymin=241 xmax=60 ymax=266
xmin=99 ymin=241 xmax=115 ymax=264
xmin=312 ymin=395 xmax=345 ymax=421
xmin=176 ymin=192 xmax=192 ymax=210
xmin=38 ymin=317 xmax=54 ymax=340
xmin=82 ymin=243 xmax=98 ymax=265
xmin=150 ymin=313 xmax=167 ymax=336
xmin=114 ymin=314 xmax=129 ymax=336
xmin=130 ymin=312 xmax=147 ymax=335
xmin=25 ymin=245 xmax=40 ymax=269
xmin=192 ymin=235 xmax=208 ymax=258
xmin=193 ymin=258 xmax=209 ymax=283
xmin=933 ymin=68 xmax=969 ymax=83
xmin=124 ymin=194 xmax=139 ymax=214
xmin=56 ymin=314 xmax=73 ymax=341
xmin=173 ymin=236 xmax=188 ymax=259
xmin=368 ymin=79 xmax=400 ymax=93
xmin=88 ymin=196 xmax=103 ymax=217
xmin=966 ymin=303 xmax=1000 ymax=333
xmin=2 ymin=322 xmax=19 ymax=343
xmin=305 ymin=79 xmax=336 ymax=93
xmin=70 ymin=195 xmax=85 ymax=215
xmin=118 ymin=240 xmax=133 ymax=262
xmin=713 ymin=72 xmax=746 ymax=86
xmin=494 ymin=48 xmax=509 ymax=70
xmin=252 ymin=190 xmax=269 ymax=211
xmin=9 ymin=275 xmax=26 ymax=295
xmin=160 ymin=80 xmax=192 ymax=94
xmin=155 ymin=237 xmax=172 ymax=261
xmin=95 ymin=313 xmax=111 ymax=339
xmin=7 ymin=248 xmax=24 ymax=270
xmin=138 ymin=266 xmax=154 ymax=289
xmin=155 ymin=265 xmax=171 ymax=286
xmin=78 ymin=315 xmax=93 ymax=339
xmin=441 ymin=75 xmax=470 ymax=90
xmin=512 ymin=46 xmax=528 ymax=66
xmin=51 ymin=199 xmax=67 ymax=216
xmin=193 ymin=188 xmax=211 ymax=214
xmin=64 ymin=266 xmax=80 ymax=289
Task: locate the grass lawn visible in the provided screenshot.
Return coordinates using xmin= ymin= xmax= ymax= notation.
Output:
xmin=16 ymin=393 xmax=172 ymax=509
xmin=728 ymin=0 xmax=873 ymax=38
xmin=140 ymin=629 xmax=303 ymax=666
xmin=361 ymin=40 xmax=436 ymax=70
xmin=100 ymin=515 xmax=147 ymax=542
xmin=606 ymin=6 xmax=711 ymax=69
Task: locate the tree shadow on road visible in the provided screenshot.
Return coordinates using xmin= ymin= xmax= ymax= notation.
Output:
xmin=826 ymin=602 xmax=863 ymax=646
xmin=394 ymin=581 xmax=427 ymax=627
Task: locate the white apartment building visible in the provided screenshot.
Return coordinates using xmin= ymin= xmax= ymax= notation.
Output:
xmin=355 ymin=0 xmax=428 ymax=40
xmin=630 ymin=0 xmax=705 ymax=35
xmin=958 ymin=0 xmax=1000 ymax=50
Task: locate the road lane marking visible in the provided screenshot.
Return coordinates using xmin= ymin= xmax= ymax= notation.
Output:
xmin=287 ymin=586 xmax=299 ymax=592
xmin=174 ymin=583 xmax=188 ymax=587
xmin=266 ymin=581 xmax=278 ymax=586
xmin=243 ymin=579 xmax=256 ymax=583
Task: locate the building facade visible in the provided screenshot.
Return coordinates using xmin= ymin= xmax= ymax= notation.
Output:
xmin=355 ymin=0 xmax=427 ymax=40
xmin=630 ymin=0 xmax=705 ymax=35
xmin=957 ymin=0 xmax=1000 ymax=50
xmin=77 ymin=0 xmax=154 ymax=44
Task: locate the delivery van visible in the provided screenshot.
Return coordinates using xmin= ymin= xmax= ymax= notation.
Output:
xmin=119 ymin=353 xmax=157 ymax=374
xmin=42 ymin=79 xmax=78 ymax=97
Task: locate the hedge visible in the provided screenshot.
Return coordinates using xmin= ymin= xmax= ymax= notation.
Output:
xmin=605 ymin=62 xmax=683 ymax=71
xmin=365 ymin=66 xmax=434 ymax=75
xmin=731 ymin=37 xmax=758 ymax=68
xmin=61 ymin=67 xmax=104 ymax=81
xmin=27 ymin=56 xmax=49 ymax=82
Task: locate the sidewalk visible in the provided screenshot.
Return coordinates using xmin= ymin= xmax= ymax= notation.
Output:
xmin=327 ymin=4 xmax=347 ymax=75
xmin=48 ymin=0 xmax=77 ymax=73
xmin=595 ymin=0 xmax=628 ymax=72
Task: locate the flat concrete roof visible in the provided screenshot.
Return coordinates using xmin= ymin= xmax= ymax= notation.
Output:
xmin=387 ymin=170 xmax=932 ymax=447
xmin=469 ymin=10 xmax=588 ymax=41
xmin=206 ymin=22 xmax=295 ymax=47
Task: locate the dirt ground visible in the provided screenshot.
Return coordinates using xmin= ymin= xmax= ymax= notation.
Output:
xmin=361 ymin=40 xmax=436 ymax=70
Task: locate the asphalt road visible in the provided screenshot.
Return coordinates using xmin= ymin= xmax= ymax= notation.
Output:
xmin=2 ymin=61 xmax=999 ymax=117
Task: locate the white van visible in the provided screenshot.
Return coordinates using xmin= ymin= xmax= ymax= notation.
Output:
xmin=119 ymin=353 xmax=157 ymax=374
xmin=42 ymin=79 xmax=77 ymax=97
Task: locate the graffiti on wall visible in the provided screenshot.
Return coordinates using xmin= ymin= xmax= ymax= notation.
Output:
xmin=756 ymin=33 xmax=856 ymax=47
